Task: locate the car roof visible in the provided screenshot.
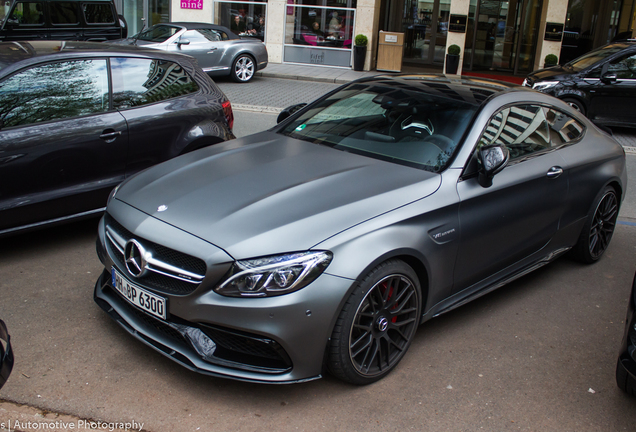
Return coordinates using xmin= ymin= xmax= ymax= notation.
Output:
xmin=354 ymin=74 xmax=521 ymax=108
xmin=159 ymin=22 xmax=239 ymax=40
xmin=0 ymin=41 xmax=194 ymax=74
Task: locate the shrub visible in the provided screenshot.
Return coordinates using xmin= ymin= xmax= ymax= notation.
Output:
xmin=545 ymin=54 xmax=558 ymax=65
xmin=448 ymin=44 xmax=461 ymax=56
xmin=355 ymin=34 xmax=368 ymax=46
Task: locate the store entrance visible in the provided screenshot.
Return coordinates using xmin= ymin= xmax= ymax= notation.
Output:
xmin=466 ymin=0 xmax=542 ymax=75
xmin=381 ymin=0 xmax=451 ymax=66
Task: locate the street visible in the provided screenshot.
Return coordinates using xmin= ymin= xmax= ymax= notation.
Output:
xmin=1 ymin=75 xmax=636 ymax=431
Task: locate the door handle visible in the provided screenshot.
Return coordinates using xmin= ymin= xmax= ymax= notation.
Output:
xmin=100 ymin=130 xmax=122 ymax=141
xmin=207 ymin=47 xmax=218 ymax=52
xmin=546 ymin=166 xmax=563 ymax=178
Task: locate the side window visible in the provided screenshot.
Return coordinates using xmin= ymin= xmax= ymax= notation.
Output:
xmin=479 ymin=105 xmax=550 ymax=160
xmin=608 ymin=53 xmax=636 ymax=79
xmin=545 ymin=108 xmax=586 ymax=145
xmin=82 ymin=3 xmax=115 ymax=24
xmin=8 ymin=1 xmax=44 ymax=25
xmin=193 ymin=28 xmax=222 ymax=42
xmin=182 ymin=29 xmax=218 ymax=43
xmin=110 ymin=58 xmax=200 ymax=109
xmin=0 ymin=59 xmax=109 ymax=128
xmin=50 ymin=1 xmax=79 ymax=24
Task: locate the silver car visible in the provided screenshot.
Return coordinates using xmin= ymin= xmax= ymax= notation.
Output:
xmin=112 ymin=22 xmax=268 ymax=83
xmin=94 ymin=75 xmax=626 ymax=385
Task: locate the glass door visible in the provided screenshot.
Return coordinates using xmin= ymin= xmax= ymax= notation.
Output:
xmin=467 ymin=0 xmax=542 ymax=74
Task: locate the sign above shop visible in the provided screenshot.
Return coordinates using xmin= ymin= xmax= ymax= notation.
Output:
xmin=181 ymin=0 xmax=202 ymax=9
xmin=545 ymin=22 xmax=564 ymax=41
xmin=449 ymin=15 xmax=467 ymax=33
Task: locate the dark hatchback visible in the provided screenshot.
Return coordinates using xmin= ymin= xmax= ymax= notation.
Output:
xmin=524 ymin=42 xmax=636 ymax=127
xmin=0 ymin=41 xmax=235 ymax=237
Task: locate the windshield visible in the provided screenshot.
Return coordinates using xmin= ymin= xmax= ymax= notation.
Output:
xmin=565 ymin=44 xmax=628 ymax=72
xmin=136 ymin=25 xmax=181 ymax=42
xmin=279 ymin=82 xmax=478 ymax=172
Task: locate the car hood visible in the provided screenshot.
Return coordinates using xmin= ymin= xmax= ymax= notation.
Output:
xmin=114 ymin=132 xmax=441 ymax=259
xmin=527 ymin=65 xmax=575 ymax=82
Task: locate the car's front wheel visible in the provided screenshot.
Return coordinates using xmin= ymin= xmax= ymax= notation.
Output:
xmin=561 ymin=97 xmax=586 ymax=116
xmin=571 ymin=186 xmax=619 ymax=263
xmin=231 ymin=54 xmax=255 ymax=83
xmin=327 ymin=260 xmax=421 ymax=385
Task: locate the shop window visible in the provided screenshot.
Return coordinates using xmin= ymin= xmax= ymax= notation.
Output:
xmin=286 ymin=7 xmax=353 ymax=49
xmin=214 ymin=1 xmax=267 ymax=41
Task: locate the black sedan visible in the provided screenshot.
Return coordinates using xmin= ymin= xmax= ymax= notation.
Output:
xmin=524 ymin=42 xmax=636 ymax=127
xmin=93 ymin=75 xmax=626 ymax=384
xmin=617 ymin=273 xmax=636 ymax=396
xmin=0 ymin=41 xmax=235 ymax=237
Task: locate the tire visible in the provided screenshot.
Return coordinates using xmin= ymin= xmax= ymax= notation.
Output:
xmin=231 ymin=54 xmax=255 ymax=83
xmin=561 ymin=97 xmax=586 ymax=116
xmin=616 ymin=357 xmax=636 ymax=396
xmin=571 ymin=186 xmax=618 ymax=263
xmin=327 ymin=260 xmax=421 ymax=385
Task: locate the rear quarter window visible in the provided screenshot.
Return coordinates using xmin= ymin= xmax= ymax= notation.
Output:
xmin=83 ymin=2 xmax=115 ymax=24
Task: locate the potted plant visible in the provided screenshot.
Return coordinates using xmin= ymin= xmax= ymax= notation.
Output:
xmin=446 ymin=44 xmax=461 ymax=75
xmin=544 ymin=54 xmax=558 ymax=68
xmin=353 ymin=34 xmax=368 ymax=71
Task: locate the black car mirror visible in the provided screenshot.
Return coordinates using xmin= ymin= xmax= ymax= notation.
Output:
xmin=601 ymin=72 xmax=618 ymax=83
xmin=277 ymin=103 xmax=307 ymax=123
xmin=177 ymin=38 xmax=191 ymax=46
xmin=478 ymin=144 xmax=509 ymax=188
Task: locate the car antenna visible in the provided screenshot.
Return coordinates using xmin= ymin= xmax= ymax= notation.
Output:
xmin=131 ymin=18 xmax=146 ymax=45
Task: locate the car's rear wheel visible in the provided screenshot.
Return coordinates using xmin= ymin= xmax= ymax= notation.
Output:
xmin=561 ymin=97 xmax=586 ymax=116
xmin=616 ymin=357 xmax=636 ymax=396
xmin=327 ymin=260 xmax=421 ymax=385
xmin=571 ymin=186 xmax=618 ymax=263
xmin=231 ymin=54 xmax=255 ymax=83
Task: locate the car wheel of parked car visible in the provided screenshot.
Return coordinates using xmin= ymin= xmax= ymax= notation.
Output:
xmin=616 ymin=357 xmax=636 ymax=396
xmin=561 ymin=97 xmax=586 ymax=116
xmin=231 ymin=54 xmax=255 ymax=83
xmin=328 ymin=260 xmax=421 ymax=385
xmin=571 ymin=186 xmax=618 ymax=263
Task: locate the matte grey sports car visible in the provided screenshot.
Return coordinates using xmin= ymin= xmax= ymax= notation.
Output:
xmin=94 ymin=75 xmax=626 ymax=384
xmin=111 ymin=22 xmax=267 ymax=83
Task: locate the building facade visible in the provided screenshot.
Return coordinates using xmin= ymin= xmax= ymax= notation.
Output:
xmin=115 ymin=0 xmax=636 ymax=74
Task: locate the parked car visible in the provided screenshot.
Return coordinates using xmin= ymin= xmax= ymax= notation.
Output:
xmin=111 ymin=22 xmax=268 ymax=83
xmin=0 ymin=0 xmax=127 ymax=41
xmin=0 ymin=40 xmax=235 ymax=237
xmin=0 ymin=320 xmax=12 ymax=390
xmin=617 ymin=272 xmax=636 ymax=396
xmin=94 ymin=75 xmax=626 ymax=384
xmin=523 ymin=41 xmax=636 ymax=127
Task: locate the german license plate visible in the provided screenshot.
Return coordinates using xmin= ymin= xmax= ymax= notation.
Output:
xmin=112 ymin=268 xmax=167 ymax=320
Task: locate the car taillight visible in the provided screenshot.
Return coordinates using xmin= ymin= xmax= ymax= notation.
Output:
xmin=222 ymin=100 xmax=234 ymax=131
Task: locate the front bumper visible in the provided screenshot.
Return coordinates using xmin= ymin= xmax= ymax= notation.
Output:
xmin=93 ymin=209 xmax=354 ymax=384
xmin=617 ymin=275 xmax=636 ymax=387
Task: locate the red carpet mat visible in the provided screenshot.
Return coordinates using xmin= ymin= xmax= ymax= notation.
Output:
xmin=461 ymin=71 xmax=525 ymax=85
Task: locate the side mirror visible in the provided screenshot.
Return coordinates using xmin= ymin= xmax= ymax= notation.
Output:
xmin=478 ymin=144 xmax=509 ymax=188
xmin=277 ymin=103 xmax=307 ymax=123
xmin=600 ymin=71 xmax=617 ymax=83
xmin=177 ymin=38 xmax=191 ymax=46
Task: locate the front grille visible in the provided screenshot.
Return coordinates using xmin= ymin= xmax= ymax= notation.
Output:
xmin=105 ymin=213 xmax=206 ymax=295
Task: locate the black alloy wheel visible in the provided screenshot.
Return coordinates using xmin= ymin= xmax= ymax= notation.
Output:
xmin=231 ymin=54 xmax=255 ymax=83
xmin=562 ymin=97 xmax=586 ymax=116
xmin=328 ymin=260 xmax=421 ymax=384
xmin=572 ymin=186 xmax=618 ymax=263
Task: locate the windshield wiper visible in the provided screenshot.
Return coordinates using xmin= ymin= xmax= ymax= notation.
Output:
xmin=130 ymin=18 xmax=146 ymax=45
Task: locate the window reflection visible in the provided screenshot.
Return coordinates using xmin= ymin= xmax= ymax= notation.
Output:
xmin=111 ymin=58 xmax=199 ymax=109
xmin=0 ymin=59 xmax=108 ymax=128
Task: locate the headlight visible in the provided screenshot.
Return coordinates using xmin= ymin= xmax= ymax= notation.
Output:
xmin=215 ymin=251 xmax=332 ymax=297
xmin=532 ymin=81 xmax=559 ymax=91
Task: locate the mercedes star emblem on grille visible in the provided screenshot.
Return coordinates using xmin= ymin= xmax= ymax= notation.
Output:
xmin=124 ymin=239 xmax=148 ymax=278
